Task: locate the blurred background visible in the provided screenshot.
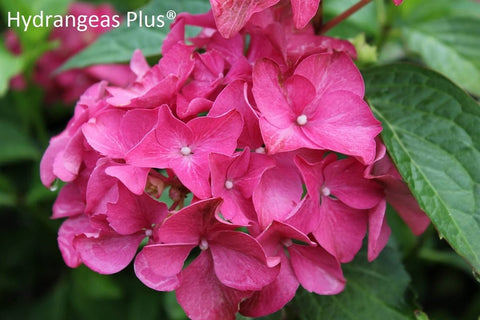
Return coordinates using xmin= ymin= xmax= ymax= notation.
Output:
xmin=0 ymin=0 xmax=479 ymax=319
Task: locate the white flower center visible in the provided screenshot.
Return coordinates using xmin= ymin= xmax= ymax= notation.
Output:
xmin=321 ymin=186 xmax=331 ymax=197
xmin=296 ymin=114 xmax=308 ymax=126
xmin=199 ymin=238 xmax=209 ymax=251
xmin=225 ymin=180 xmax=234 ymax=190
xmin=145 ymin=229 xmax=153 ymax=237
xmin=180 ymin=146 xmax=192 ymax=156
xmin=282 ymin=238 xmax=293 ymax=247
xmin=255 ymin=147 xmax=266 ymax=154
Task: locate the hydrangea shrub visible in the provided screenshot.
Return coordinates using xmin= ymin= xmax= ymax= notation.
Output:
xmin=18 ymin=0 xmax=479 ymax=319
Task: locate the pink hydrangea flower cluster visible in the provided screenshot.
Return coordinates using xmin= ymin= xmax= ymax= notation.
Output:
xmin=6 ymin=2 xmax=133 ymax=103
xmin=210 ymin=0 xmax=404 ymax=38
xmin=41 ymin=4 xmax=427 ymax=320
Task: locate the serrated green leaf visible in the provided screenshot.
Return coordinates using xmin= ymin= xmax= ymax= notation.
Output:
xmin=295 ymin=246 xmax=413 ymax=320
xmin=60 ymin=0 xmax=210 ymax=71
xmin=363 ymin=63 xmax=480 ymax=273
xmin=402 ymin=17 xmax=480 ymax=95
xmin=0 ymin=119 xmax=39 ymax=164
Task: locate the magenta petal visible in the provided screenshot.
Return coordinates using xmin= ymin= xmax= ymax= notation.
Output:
xmin=313 ymin=197 xmax=367 ymax=263
xmin=385 ymin=178 xmax=430 ymax=235
xmin=130 ymin=49 xmax=150 ymax=80
xmin=294 ymin=52 xmax=365 ymax=98
xmin=210 ymin=0 xmax=280 ymax=38
xmin=53 ymin=130 xmax=84 ymax=182
xmin=209 ymin=81 xmax=263 ymax=149
xmin=253 ymin=165 xmax=303 ymax=228
xmin=257 ymin=220 xmax=314 ymax=256
xmin=105 ymin=164 xmax=149 ymax=195
xmin=52 ymin=170 xmax=89 ymax=219
xmin=240 ymin=252 xmax=299 ymax=317
xmin=367 ymin=200 xmax=391 ymax=261
xmin=291 ymin=0 xmax=320 ymax=29
xmin=252 ymin=59 xmax=294 ymax=128
xmin=176 ymin=251 xmax=251 ymax=320
xmin=106 ymin=186 xmax=168 ymax=235
xmin=40 ymin=134 xmax=68 ymax=187
xmin=260 ymin=117 xmax=317 ymax=154
xmin=324 ymin=158 xmax=384 ymax=209
xmin=134 ymin=243 xmax=194 ymax=291
xmin=210 ymin=230 xmax=280 ymax=291
xmin=119 ymin=108 xmax=159 ymax=152
xmin=58 ymin=215 xmax=91 ymax=268
xmin=304 ymin=90 xmax=381 ymax=164
xmin=126 ymin=105 xmax=193 ymax=169
xmin=289 ymin=245 xmax=346 ymax=295
xmin=82 ymin=109 xmax=126 ymax=158
xmin=158 ymin=198 xmax=224 ymax=243
xmin=74 ymin=232 xmax=144 ymax=274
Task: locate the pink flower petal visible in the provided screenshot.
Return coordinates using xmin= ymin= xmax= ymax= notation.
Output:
xmin=134 ymin=244 xmax=194 ymax=291
xmin=74 ymin=232 xmax=144 ymax=274
xmin=313 ymin=197 xmax=367 ymax=263
xmin=367 ymin=200 xmax=391 ymax=261
xmin=240 ymin=252 xmax=299 ymax=317
xmin=209 ymin=230 xmax=280 ymax=291
xmin=289 ymin=245 xmax=346 ymax=295
xmin=176 ymin=251 xmax=252 ymax=320
xmin=291 ymin=0 xmax=320 ymax=29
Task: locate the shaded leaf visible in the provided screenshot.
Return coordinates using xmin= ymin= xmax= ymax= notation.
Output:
xmin=364 ymin=63 xmax=480 ymax=273
xmin=0 ymin=119 xmax=39 ymax=164
xmin=60 ymin=0 xmax=210 ymax=70
xmin=0 ymin=44 xmax=23 ymax=97
xmin=402 ymin=16 xmax=480 ymax=95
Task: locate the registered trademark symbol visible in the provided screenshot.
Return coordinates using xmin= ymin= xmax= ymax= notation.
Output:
xmin=166 ymin=10 xmax=176 ymax=20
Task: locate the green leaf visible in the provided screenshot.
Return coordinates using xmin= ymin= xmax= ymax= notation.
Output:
xmin=402 ymin=16 xmax=480 ymax=95
xmin=0 ymin=190 xmax=15 ymax=207
xmin=60 ymin=0 xmax=211 ymax=71
xmin=294 ymin=246 xmax=414 ymax=320
xmin=363 ymin=63 xmax=480 ymax=274
xmin=398 ymin=0 xmax=480 ymax=23
xmin=0 ymin=44 xmax=23 ymax=97
xmin=0 ymin=119 xmax=39 ymax=164
xmin=323 ymin=0 xmax=380 ymax=38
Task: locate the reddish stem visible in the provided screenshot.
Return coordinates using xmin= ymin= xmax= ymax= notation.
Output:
xmin=313 ymin=1 xmax=324 ymax=34
xmin=320 ymin=0 xmax=373 ymax=34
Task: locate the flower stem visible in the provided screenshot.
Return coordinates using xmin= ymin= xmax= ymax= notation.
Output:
xmin=320 ymin=0 xmax=373 ymax=34
xmin=313 ymin=0 xmax=324 ymax=34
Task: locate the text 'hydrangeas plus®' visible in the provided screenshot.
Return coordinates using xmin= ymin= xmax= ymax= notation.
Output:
xmin=40 ymin=2 xmax=428 ymax=319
